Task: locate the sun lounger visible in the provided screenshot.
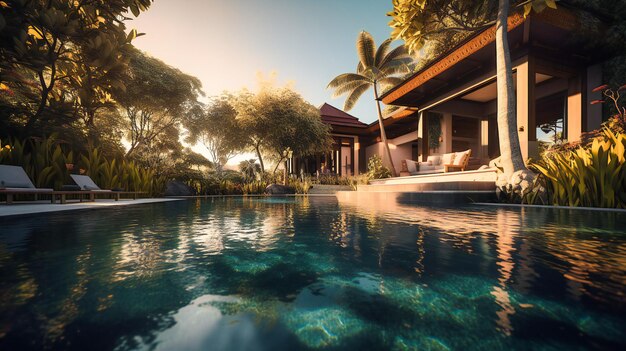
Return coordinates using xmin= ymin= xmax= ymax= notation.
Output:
xmin=0 ymin=165 xmax=141 ymax=204
xmin=0 ymin=165 xmax=54 ymax=192
xmin=0 ymin=164 xmax=85 ymax=204
xmin=70 ymin=174 xmax=141 ymax=201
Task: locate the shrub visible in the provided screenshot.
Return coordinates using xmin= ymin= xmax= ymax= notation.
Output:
xmin=367 ymin=155 xmax=391 ymax=179
xmin=0 ymin=135 xmax=166 ymax=196
xmin=529 ymin=127 xmax=626 ymax=208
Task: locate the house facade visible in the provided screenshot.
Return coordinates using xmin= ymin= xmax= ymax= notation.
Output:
xmin=304 ymin=7 xmax=615 ymax=177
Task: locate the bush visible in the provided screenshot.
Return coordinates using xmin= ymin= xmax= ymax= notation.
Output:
xmin=0 ymin=135 xmax=165 ymax=196
xmin=367 ymin=155 xmax=391 ymax=179
xmin=529 ymin=126 xmax=626 ymax=208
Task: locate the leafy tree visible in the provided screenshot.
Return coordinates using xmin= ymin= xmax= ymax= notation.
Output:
xmin=114 ymin=48 xmax=203 ymax=158
xmin=231 ymin=86 xmax=333 ymax=173
xmin=328 ymin=31 xmax=412 ymax=177
xmin=0 ymin=0 xmax=153 ymax=133
xmin=239 ymin=158 xmax=261 ymax=181
xmin=185 ymin=94 xmax=245 ymax=173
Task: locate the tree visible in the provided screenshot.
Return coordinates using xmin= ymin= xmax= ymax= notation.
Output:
xmin=114 ymin=48 xmax=203 ymax=158
xmin=328 ymin=31 xmax=412 ymax=177
xmin=231 ymin=86 xmax=333 ymax=173
xmin=185 ymin=94 xmax=245 ymax=173
xmin=239 ymin=159 xmax=261 ymax=181
xmin=0 ymin=0 xmax=153 ymax=133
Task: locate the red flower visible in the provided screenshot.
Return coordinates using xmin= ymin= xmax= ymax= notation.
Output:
xmin=592 ymin=84 xmax=609 ymax=93
xmin=590 ymin=100 xmax=605 ymax=105
xmin=618 ymin=84 xmax=626 ymax=91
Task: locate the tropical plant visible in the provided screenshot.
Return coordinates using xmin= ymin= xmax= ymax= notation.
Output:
xmin=328 ymin=31 xmax=412 ymax=177
xmin=367 ymin=155 xmax=392 ymax=179
xmin=529 ymin=127 xmax=626 ymax=208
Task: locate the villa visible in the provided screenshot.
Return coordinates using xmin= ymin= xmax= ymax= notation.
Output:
xmin=308 ymin=7 xmax=614 ymax=178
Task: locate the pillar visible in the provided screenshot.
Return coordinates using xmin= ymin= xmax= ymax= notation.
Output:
xmin=567 ymin=75 xmax=584 ymax=143
xmin=441 ymin=113 xmax=453 ymax=153
xmin=516 ymin=57 xmax=537 ymax=160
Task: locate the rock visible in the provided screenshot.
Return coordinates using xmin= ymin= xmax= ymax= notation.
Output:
xmin=164 ymin=180 xmax=197 ymax=196
xmin=265 ymin=184 xmax=295 ymax=195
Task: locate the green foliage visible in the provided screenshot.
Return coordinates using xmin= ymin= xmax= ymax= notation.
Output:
xmin=367 ymin=155 xmax=392 ymax=179
xmin=230 ymin=85 xmax=333 ymax=173
xmin=0 ymin=135 xmax=72 ymax=189
xmin=529 ymin=127 xmax=626 ymax=208
xmin=289 ymin=176 xmax=312 ymax=194
xmin=427 ymin=113 xmax=442 ymax=150
xmin=0 ymin=0 xmax=154 ymax=137
xmin=327 ymin=31 xmax=412 ymax=111
xmin=0 ymin=135 xmax=165 ymax=196
xmin=185 ymin=94 xmax=243 ymax=171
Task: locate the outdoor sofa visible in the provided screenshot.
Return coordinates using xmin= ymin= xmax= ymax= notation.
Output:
xmin=402 ymin=149 xmax=472 ymax=176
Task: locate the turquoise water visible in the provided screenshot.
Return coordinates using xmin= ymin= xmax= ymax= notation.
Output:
xmin=0 ymin=197 xmax=624 ymax=350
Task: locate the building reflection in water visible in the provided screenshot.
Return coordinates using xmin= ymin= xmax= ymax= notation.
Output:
xmin=336 ymin=191 xmax=626 ymax=333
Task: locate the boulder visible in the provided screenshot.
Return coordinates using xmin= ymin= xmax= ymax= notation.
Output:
xmin=265 ymin=184 xmax=295 ymax=195
xmin=164 ymin=180 xmax=197 ymax=196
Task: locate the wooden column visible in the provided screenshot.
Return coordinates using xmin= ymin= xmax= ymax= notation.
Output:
xmin=516 ymin=57 xmax=536 ymax=160
xmin=419 ymin=111 xmax=429 ymax=161
xmin=567 ymin=75 xmax=584 ymax=142
xmin=441 ymin=113 xmax=453 ymax=153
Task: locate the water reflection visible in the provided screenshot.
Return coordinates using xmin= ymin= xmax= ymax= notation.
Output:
xmin=0 ymin=196 xmax=624 ymax=350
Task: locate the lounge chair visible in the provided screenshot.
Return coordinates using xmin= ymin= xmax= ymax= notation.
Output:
xmin=0 ymin=164 xmax=76 ymax=204
xmin=0 ymin=165 xmax=54 ymax=192
xmin=70 ymin=174 xmax=112 ymax=192
xmin=70 ymin=174 xmax=140 ymax=201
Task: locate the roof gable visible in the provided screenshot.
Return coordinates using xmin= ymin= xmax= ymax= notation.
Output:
xmin=319 ymin=103 xmax=367 ymax=128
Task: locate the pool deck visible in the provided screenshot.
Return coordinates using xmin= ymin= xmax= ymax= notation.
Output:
xmin=0 ymin=198 xmax=183 ymax=218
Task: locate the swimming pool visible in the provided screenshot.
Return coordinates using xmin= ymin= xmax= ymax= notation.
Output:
xmin=0 ymin=196 xmax=624 ymax=350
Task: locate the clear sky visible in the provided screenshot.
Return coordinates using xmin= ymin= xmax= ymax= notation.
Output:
xmin=128 ymin=0 xmax=398 ymax=125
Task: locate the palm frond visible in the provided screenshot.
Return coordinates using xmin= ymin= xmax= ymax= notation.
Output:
xmin=357 ymin=61 xmax=365 ymax=74
xmin=327 ymin=73 xmax=370 ymax=89
xmin=380 ymin=62 xmax=412 ymax=77
xmin=378 ymin=77 xmax=404 ymax=90
xmin=382 ymin=105 xmax=401 ymax=118
xmin=379 ymin=44 xmax=411 ymax=68
xmin=332 ymin=79 xmax=372 ymax=98
xmin=356 ymin=31 xmax=376 ymax=69
xmin=374 ymin=38 xmax=393 ymax=67
xmin=343 ymin=83 xmax=371 ymax=111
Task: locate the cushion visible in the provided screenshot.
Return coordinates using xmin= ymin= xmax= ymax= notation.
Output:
xmin=405 ymin=160 xmax=418 ymax=173
xmin=426 ymin=156 xmax=441 ymax=165
xmin=0 ymin=165 xmax=36 ymax=188
xmin=453 ymin=150 xmax=469 ymax=166
xmin=418 ymin=164 xmax=437 ymax=171
xmin=70 ymin=174 xmax=102 ymax=191
xmin=441 ymin=153 xmax=455 ymax=165
xmin=0 ymin=179 xmax=34 ymax=188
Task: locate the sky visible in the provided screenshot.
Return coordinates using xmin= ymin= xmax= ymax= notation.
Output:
xmin=128 ymin=0 xmax=396 ymax=126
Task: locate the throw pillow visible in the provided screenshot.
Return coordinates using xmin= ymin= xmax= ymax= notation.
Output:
xmin=441 ymin=153 xmax=455 ymax=165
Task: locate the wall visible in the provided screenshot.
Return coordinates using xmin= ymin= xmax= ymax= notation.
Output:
xmin=365 ymin=131 xmax=417 ymax=175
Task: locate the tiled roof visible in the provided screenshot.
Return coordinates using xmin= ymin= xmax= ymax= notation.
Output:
xmin=319 ymin=103 xmax=368 ymax=128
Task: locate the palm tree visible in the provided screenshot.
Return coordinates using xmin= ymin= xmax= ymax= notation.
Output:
xmin=328 ymin=31 xmax=412 ymax=177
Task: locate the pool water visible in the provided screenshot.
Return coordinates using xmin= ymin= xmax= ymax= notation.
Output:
xmin=0 ymin=196 xmax=624 ymax=350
